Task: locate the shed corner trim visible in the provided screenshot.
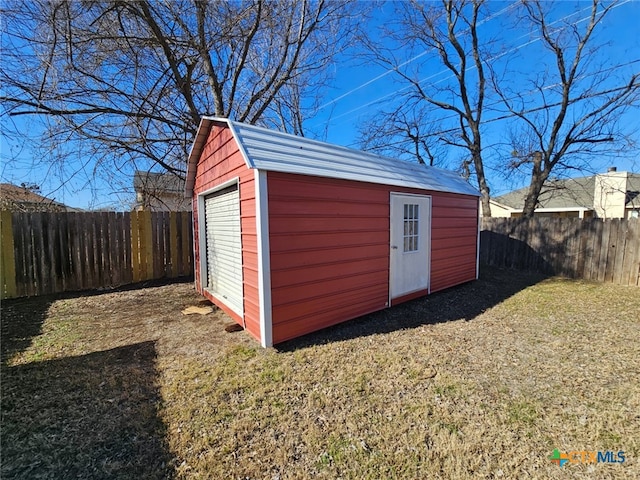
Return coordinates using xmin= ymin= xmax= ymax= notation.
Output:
xmin=255 ymin=169 xmax=273 ymax=348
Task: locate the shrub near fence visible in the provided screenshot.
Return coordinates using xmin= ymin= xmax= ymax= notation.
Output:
xmin=480 ymin=217 xmax=640 ymax=286
xmin=0 ymin=211 xmax=193 ymax=299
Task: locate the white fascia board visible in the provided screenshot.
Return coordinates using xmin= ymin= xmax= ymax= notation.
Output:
xmin=427 ymin=195 xmax=433 ymax=293
xmin=248 ymin=157 xmax=478 ymax=196
xmin=510 ymin=207 xmax=592 ymax=213
xmin=489 ymin=200 xmax=515 ymax=211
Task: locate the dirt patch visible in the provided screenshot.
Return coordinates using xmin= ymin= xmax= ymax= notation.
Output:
xmin=1 ymin=270 xmax=639 ymax=479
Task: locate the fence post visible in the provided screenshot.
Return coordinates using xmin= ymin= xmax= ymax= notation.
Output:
xmin=0 ymin=211 xmax=17 ymax=299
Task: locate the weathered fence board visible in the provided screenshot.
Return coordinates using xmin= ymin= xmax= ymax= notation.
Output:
xmin=480 ymin=217 xmax=640 ymax=286
xmin=0 ymin=211 xmax=17 ymax=298
xmin=0 ymin=211 xmax=193 ymax=299
xmin=626 ymin=221 xmax=638 ymax=285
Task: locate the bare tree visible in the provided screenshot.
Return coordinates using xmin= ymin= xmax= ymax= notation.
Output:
xmin=492 ymin=0 xmax=640 ymax=217
xmin=359 ymin=107 xmax=446 ymax=167
xmin=1 ymin=0 xmax=361 ymax=191
xmin=360 ymin=0 xmax=495 ymax=216
xmin=360 ymin=0 xmax=638 ymax=217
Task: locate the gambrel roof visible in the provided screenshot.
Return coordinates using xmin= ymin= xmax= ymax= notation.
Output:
xmin=185 ymin=117 xmax=479 ymax=197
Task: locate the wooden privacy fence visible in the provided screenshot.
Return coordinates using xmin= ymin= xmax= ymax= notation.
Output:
xmin=480 ymin=217 xmax=640 ymax=286
xmin=0 ymin=210 xmax=193 ymax=299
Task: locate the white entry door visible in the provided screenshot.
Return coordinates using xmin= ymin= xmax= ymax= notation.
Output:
xmin=204 ymin=184 xmax=243 ymax=316
xmin=390 ymin=194 xmax=431 ymax=299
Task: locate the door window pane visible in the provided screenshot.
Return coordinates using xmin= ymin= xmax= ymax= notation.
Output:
xmin=403 ymin=203 xmax=419 ymax=252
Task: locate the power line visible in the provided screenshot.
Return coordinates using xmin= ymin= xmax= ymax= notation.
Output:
xmin=321 ymin=0 xmax=631 ymax=129
xmin=315 ymin=2 xmax=519 ymax=112
xmin=354 ymin=70 xmax=640 ymax=150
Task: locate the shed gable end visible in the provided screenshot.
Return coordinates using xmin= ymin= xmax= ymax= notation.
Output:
xmin=192 ymin=125 xmax=260 ymax=342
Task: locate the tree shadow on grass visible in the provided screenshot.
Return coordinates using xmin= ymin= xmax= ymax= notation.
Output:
xmin=1 ymin=341 xmax=174 ymax=480
xmin=1 ymin=295 xmax=53 ymax=365
xmin=1 ymin=277 xmax=193 ymax=365
xmin=277 ymin=266 xmax=548 ymax=352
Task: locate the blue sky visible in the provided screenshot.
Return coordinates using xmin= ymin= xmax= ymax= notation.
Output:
xmin=313 ymin=0 xmax=640 ymax=190
xmin=1 ymin=0 xmax=639 ymax=210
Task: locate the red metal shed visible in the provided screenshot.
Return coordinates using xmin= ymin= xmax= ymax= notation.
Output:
xmin=185 ymin=117 xmax=480 ymax=347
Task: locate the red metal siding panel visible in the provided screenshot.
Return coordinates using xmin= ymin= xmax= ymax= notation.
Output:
xmin=432 ymin=216 xmax=478 ymax=229
xmin=431 ymin=265 xmax=477 ymax=293
xmin=273 ymin=285 xmax=389 ymax=344
xmin=271 ymin=231 xmax=388 ymax=253
xmin=430 ymin=193 xmax=479 ymax=292
xmin=431 ymin=195 xmax=479 ymax=209
xmin=431 ymin=235 xmax=477 ymax=250
xmin=271 ymin=244 xmax=389 ymax=271
xmin=432 ymin=224 xmax=478 ymax=238
xmin=267 ymin=173 xmax=480 ymax=344
xmin=192 ymin=124 xmax=261 ymax=343
xmin=268 ymin=172 xmax=390 ymax=343
xmin=271 ymin=270 xmax=389 ymax=307
xmin=269 ymin=216 xmax=389 ymax=234
xmin=271 ymin=258 xmax=387 ymax=289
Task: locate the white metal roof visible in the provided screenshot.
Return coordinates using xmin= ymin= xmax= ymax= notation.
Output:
xmin=185 ymin=117 xmax=479 ymax=197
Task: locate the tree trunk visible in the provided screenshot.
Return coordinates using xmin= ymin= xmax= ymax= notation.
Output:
xmin=521 ymin=152 xmax=547 ymax=218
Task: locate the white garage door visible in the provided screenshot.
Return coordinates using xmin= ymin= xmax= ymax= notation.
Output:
xmin=204 ymin=184 xmax=243 ymax=316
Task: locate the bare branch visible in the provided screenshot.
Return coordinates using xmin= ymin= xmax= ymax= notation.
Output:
xmin=1 ymin=0 xmax=363 ymax=201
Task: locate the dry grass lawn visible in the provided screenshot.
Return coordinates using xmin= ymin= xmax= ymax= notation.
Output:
xmin=1 ymin=268 xmax=639 ymax=479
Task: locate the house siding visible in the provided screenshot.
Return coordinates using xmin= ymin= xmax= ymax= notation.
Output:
xmin=267 ymin=172 xmax=479 ymax=344
xmin=192 ymin=125 xmax=261 ymax=342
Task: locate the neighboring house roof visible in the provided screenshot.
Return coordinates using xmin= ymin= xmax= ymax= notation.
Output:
xmin=626 ymin=176 xmax=640 ymax=208
xmin=494 ymin=174 xmax=640 ymax=210
xmin=0 ymin=183 xmax=73 ymax=212
xmin=133 ymin=171 xmax=185 ymax=194
xmin=186 ymin=117 xmax=480 ymax=197
xmin=134 ymin=171 xmax=192 ymax=211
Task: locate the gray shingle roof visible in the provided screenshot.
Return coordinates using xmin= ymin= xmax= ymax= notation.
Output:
xmin=0 ymin=183 xmax=73 ymax=212
xmin=494 ymin=174 xmax=640 ymax=210
xmin=626 ymin=175 xmax=640 ymax=208
xmin=133 ymin=171 xmax=185 ymax=194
